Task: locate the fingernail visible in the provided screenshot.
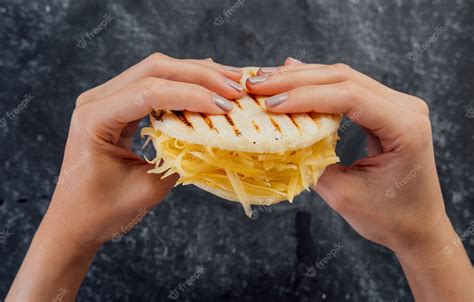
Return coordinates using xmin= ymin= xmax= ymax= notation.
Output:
xmin=287 ymin=57 xmax=302 ymax=64
xmin=224 ymin=78 xmax=244 ymax=92
xmin=260 ymin=67 xmax=278 ymax=73
xmin=265 ymin=93 xmax=289 ymax=108
xmin=248 ymin=75 xmax=269 ymax=84
xmin=223 ymin=65 xmax=241 ymax=73
xmin=212 ymin=93 xmax=233 ymax=111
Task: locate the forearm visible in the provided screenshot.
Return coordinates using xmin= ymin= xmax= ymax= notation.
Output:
xmin=6 ymin=208 xmax=98 ymax=302
xmin=396 ymin=218 xmax=474 ymax=301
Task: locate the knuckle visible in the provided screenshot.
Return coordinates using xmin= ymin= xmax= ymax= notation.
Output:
xmin=75 ymin=91 xmax=91 ymax=107
xmin=333 ymin=63 xmax=354 ymax=77
xmin=339 ymin=80 xmax=361 ymax=102
xmin=414 ymin=97 xmax=430 ymax=116
xmin=147 ymin=52 xmax=169 ymax=62
xmin=139 ymin=77 xmax=162 ymax=91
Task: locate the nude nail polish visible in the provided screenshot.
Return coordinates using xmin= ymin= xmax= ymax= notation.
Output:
xmin=212 ymin=93 xmax=233 ymax=111
xmin=265 ymin=93 xmax=289 ymax=108
xmin=248 ymin=75 xmax=269 ymax=84
xmin=225 ymin=78 xmax=244 ymax=92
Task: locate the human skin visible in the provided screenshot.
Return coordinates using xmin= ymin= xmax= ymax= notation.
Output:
xmin=6 ymin=54 xmax=473 ymax=301
xmin=247 ymin=58 xmax=474 ymax=301
xmin=6 ymin=53 xmax=244 ymax=302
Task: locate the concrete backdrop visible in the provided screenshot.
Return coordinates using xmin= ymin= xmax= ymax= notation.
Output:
xmin=0 ymin=0 xmax=473 ymax=301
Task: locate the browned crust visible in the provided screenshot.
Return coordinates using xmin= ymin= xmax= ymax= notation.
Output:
xmin=171 ymin=111 xmax=193 ymax=129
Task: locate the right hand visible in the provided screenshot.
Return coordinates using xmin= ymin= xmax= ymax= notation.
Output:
xmin=247 ymin=59 xmax=451 ymax=262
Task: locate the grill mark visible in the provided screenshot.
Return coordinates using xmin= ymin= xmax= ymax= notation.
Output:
xmin=224 ymin=114 xmax=241 ymax=136
xmin=269 ymin=116 xmax=282 ymax=133
xmin=252 ymin=120 xmax=260 ymax=132
xmin=171 ymin=110 xmax=193 ymax=128
xmin=309 ymin=112 xmax=322 ymax=128
xmin=247 ymin=93 xmax=261 ymax=107
xmin=288 ymin=114 xmax=301 ymax=130
xmin=235 ymin=100 xmax=242 ymax=109
xmin=151 ymin=110 xmax=164 ymax=121
xmin=199 ymin=113 xmax=218 ymax=132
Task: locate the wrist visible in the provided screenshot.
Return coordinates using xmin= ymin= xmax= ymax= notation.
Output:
xmin=393 ymin=214 xmax=459 ymax=269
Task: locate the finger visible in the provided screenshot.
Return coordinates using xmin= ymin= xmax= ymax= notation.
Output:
xmin=248 ymin=63 xmax=428 ymax=116
xmin=264 ymin=82 xmax=404 ymax=140
xmin=78 ymin=53 xmax=244 ymax=105
xmin=285 ymin=57 xmax=304 ymax=65
xmin=184 ymin=59 xmax=242 ymax=82
xmin=256 ymin=63 xmax=326 ymax=76
xmin=247 ymin=64 xmax=352 ymax=95
xmin=84 ymin=78 xmax=234 ymax=144
xmin=312 ymin=165 xmax=364 ymax=216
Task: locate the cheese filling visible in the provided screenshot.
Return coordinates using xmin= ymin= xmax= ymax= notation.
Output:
xmin=141 ymin=127 xmax=339 ymax=217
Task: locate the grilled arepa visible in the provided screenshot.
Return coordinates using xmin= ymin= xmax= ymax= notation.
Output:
xmin=141 ymin=67 xmax=341 ymax=216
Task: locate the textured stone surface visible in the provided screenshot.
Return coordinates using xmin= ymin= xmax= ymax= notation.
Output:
xmin=0 ymin=0 xmax=473 ymax=301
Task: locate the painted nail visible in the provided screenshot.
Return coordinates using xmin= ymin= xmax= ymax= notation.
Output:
xmin=212 ymin=93 xmax=233 ymax=111
xmin=225 ymin=78 xmax=244 ymax=92
xmin=223 ymin=65 xmax=241 ymax=73
xmin=265 ymin=93 xmax=289 ymax=108
xmin=260 ymin=67 xmax=278 ymax=73
xmin=287 ymin=57 xmax=302 ymax=64
xmin=247 ymin=75 xmax=269 ymax=84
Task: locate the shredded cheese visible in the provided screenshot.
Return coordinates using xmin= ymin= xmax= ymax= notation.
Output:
xmin=141 ymin=128 xmax=339 ymax=216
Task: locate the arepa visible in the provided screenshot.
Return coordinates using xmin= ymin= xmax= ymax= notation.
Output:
xmin=142 ymin=67 xmax=341 ymax=216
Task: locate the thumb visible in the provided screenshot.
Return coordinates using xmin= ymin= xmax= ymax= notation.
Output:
xmin=127 ymin=163 xmax=179 ymax=209
xmin=313 ymin=164 xmax=363 ymax=214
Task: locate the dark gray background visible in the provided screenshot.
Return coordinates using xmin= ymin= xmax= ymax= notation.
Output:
xmin=1 ymin=0 xmax=473 ymax=301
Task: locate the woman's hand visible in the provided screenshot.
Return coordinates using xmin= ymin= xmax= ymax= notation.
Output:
xmin=247 ymin=59 xmax=474 ymax=301
xmin=7 ymin=53 xmax=243 ymax=301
